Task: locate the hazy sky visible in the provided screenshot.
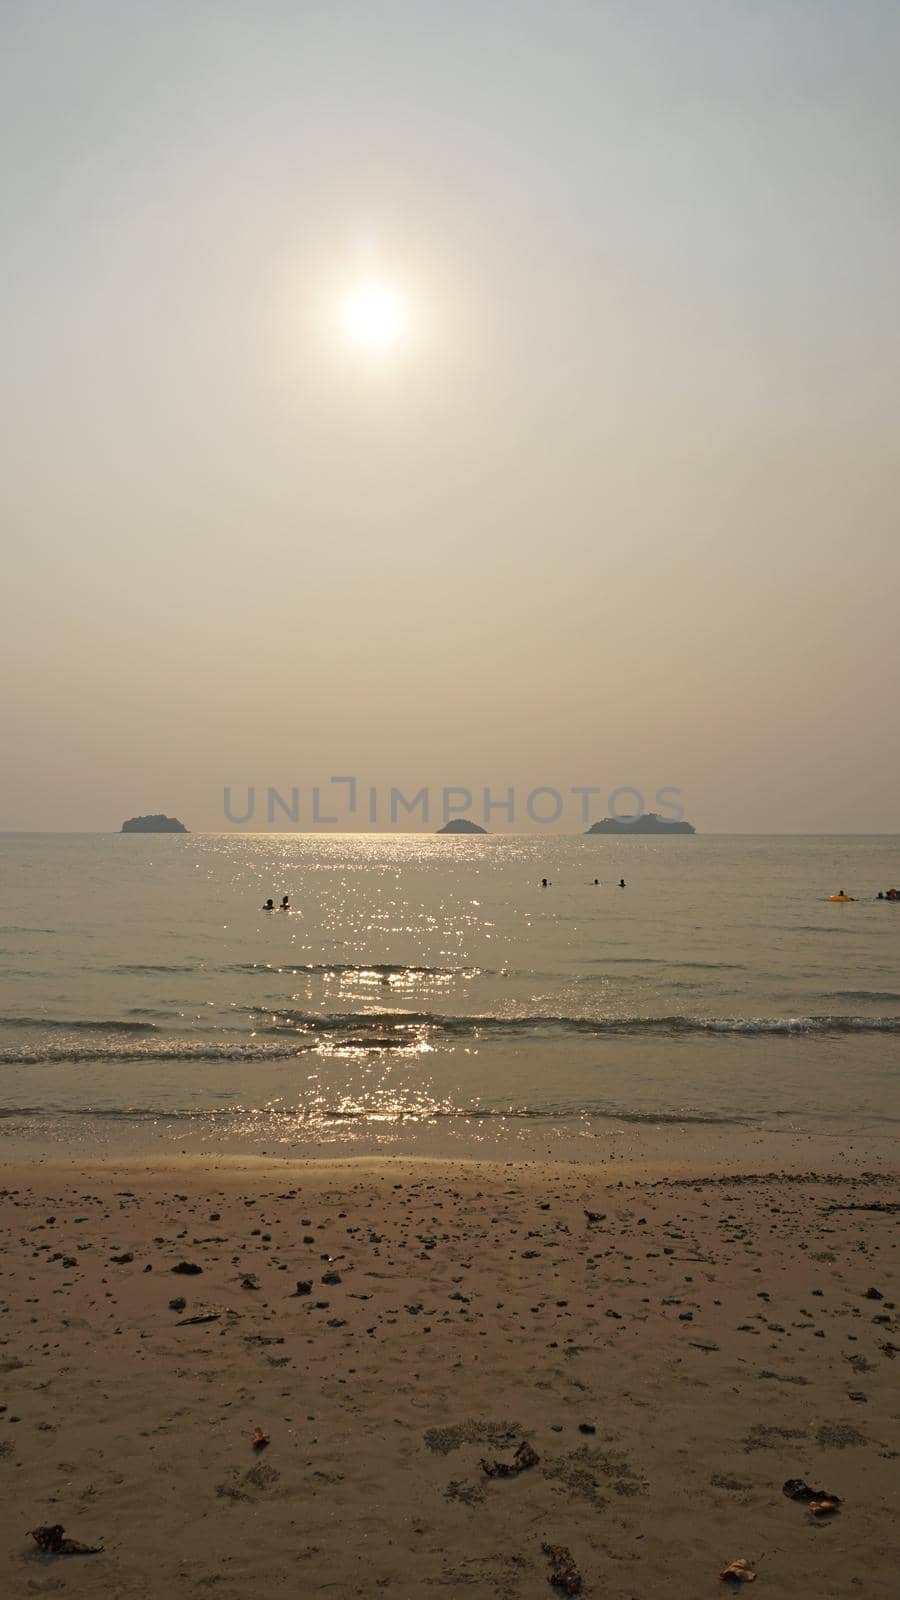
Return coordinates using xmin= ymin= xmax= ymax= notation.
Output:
xmin=3 ymin=0 xmax=899 ymax=832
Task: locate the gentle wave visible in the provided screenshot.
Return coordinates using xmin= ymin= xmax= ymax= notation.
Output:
xmin=833 ymin=990 xmax=900 ymax=1004
xmin=107 ymin=963 xmax=198 ymax=975
xmin=92 ymin=961 xmax=487 ymax=980
xmin=230 ymin=961 xmax=485 ymax=978
xmin=0 ymin=1016 xmax=161 ymax=1033
xmin=3 ymin=1013 xmax=898 ymax=1066
xmin=255 ymin=1009 xmax=900 ymax=1038
xmin=588 ymin=958 xmax=746 ymax=971
xmin=0 ymin=1103 xmax=748 ymax=1126
xmin=0 ymin=1042 xmax=312 ymax=1065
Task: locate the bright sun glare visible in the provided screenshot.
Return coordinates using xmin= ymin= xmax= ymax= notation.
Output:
xmin=340 ymin=279 xmax=411 ymax=353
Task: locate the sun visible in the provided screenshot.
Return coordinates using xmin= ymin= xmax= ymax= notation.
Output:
xmin=340 ymin=279 xmax=411 ymax=353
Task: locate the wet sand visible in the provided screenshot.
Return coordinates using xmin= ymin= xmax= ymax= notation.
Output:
xmin=1 ymin=1156 xmax=898 ymax=1597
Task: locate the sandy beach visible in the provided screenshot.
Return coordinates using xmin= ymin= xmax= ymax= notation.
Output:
xmin=1 ymin=1156 xmax=897 ymax=1598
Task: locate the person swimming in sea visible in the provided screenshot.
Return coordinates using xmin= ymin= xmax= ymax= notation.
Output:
xmin=280 ymin=895 xmax=290 ymax=910
xmin=619 ymin=878 xmax=626 ymax=888
xmin=540 ymin=878 xmax=551 ymax=888
xmin=262 ymin=898 xmax=275 ymax=911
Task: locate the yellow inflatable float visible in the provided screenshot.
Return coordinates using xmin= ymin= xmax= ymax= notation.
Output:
xmin=829 ymin=892 xmax=855 ymax=902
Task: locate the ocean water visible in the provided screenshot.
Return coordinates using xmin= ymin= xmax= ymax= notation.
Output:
xmin=1 ymin=832 xmax=898 ymax=1161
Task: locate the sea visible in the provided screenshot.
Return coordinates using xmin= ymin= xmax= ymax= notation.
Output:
xmin=1 ymin=832 xmax=898 ymax=1166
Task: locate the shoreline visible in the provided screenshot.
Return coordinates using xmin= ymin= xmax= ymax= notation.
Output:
xmin=2 ymin=1154 xmax=898 ymax=1598
xmin=2 ymin=1111 xmax=898 ymax=1177
xmin=1 ymin=1147 xmax=899 ymax=1184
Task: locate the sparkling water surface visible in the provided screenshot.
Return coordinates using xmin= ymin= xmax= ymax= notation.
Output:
xmin=1 ymin=832 xmax=898 ymax=1156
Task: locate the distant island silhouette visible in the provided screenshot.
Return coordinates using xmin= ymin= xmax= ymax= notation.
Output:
xmin=586 ymin=813 xmax=695 ymax=835
xmin=437 ymin=819 xmax=487 ymax=834
xmin=121 ymin=814 xmax=188 ymax=834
